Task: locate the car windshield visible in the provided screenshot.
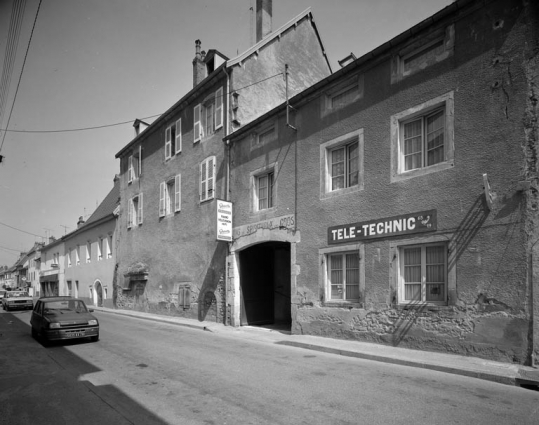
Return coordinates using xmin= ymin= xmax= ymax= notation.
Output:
xmin=9 ymin=292 xmax=29 ymax=297
xmin=44 ymin=300 xmax=88 ymax=314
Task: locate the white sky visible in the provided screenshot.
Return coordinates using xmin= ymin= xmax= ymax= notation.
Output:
xmin=0 ymin=0 xmax=453 ymax=266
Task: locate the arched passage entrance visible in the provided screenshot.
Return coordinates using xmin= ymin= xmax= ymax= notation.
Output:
xmin=93 ymin=280 xmax=104 ymax=307
xmin=239 ymin=241 xmax=291 ymax=328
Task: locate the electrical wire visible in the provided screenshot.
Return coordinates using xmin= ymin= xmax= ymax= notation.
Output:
xmin=0 ymin=221 xmax=45 ymax=238
xmin=0 ymin=72 xmax=284 ymax=135
xmin=0 ymin=0 xmax=42 ymax=153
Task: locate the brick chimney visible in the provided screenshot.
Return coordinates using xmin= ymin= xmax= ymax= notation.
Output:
xmin=192 ymin=39 xmax=206 ymax=87
xmin=256 ymin=0 xmax=272 ymax=43
xmin=77 ymin=216 xmax=85 ymax=229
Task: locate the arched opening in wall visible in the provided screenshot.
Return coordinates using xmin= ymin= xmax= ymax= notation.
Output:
xmin=94 ymin=280 xmax=104 ymax=307
xmin=239 ymin=241 xmax=291 ymax=330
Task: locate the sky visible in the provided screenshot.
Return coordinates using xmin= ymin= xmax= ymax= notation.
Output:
xmin=0 ymin=0 xmax=454 ymax=267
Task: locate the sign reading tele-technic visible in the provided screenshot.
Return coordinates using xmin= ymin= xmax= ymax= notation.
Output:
xmin=328 ymin=210 xmax=437 ymax=245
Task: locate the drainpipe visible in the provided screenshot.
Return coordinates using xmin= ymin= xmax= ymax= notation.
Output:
xmin=222 ymin=65 xmax=231 ymax=326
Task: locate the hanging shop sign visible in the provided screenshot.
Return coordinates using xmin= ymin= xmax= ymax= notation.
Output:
xmin=216 ymin=200 xmax=233 ymax=242
xmin=328 ymin=210 xmax=437 ymax=245
xmin=233 ymin=214 xmax=295 ymax=240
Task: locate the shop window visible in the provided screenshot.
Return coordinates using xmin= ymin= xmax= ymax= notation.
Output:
xmin=391 ymin=92 xmax=454 ymax=182
xmin=159 ymin=174 xmax=181 ymax=217
xmin=320 ymin=129 xmax=364 ymax=200
xmin=397 ymin=242 xmax=447 ymax=305
xmin=200 ymin=156 xmax=216 ymax=202
xmin=320 ymin=244 xmax=365 ymax=306
xmin=128 ymin=193 xmax=143 ymax=228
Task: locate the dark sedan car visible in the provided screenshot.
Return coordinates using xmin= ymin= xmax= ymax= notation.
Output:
xmin=30 ymin=296 xmax=99 ymax=344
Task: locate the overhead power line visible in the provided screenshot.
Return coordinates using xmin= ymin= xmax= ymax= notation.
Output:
xmin=0 ymin=0 xmax=42 ymax=153
xmin=0 ymin=220 xmax=45 ymax=238
xmin=0 ymin=72 xmax=284 ymax=135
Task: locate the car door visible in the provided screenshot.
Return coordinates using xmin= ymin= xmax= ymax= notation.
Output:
xmin=30 ymin=300 xmax=43 ymax=329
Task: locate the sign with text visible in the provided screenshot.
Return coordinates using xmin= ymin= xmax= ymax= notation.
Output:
xmin=216 ymin=200 xmax=233 ymax=242
xmin=328 ymin=210 xmax=437 ymax=245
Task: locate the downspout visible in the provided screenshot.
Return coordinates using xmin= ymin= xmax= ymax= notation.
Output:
xmin=222 ymin=65 xmax=231 ymax=326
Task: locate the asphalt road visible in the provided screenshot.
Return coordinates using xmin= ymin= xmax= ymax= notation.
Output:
xmin=1 ymin=309 xmax=538 ymax=425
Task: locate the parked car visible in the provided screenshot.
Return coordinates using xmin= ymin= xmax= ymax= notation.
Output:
xmin=0 ymin=290 xmax=6 ymax=301
xmin=1 ymin=291 xmax=33 ymax=311
xmin=30 ymin=296 xmax=99 ymax=344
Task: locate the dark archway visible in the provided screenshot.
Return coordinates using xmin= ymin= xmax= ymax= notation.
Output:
xmin=239 ymin=241 xmax=291 ymax=329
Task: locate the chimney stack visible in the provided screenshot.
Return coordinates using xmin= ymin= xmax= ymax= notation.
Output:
xmin=256 ymin=0 xmax=272 ymax=43
xmin=77 ymin=216 xmax=85 ymax=228
xmin=192 ymin=39 xmax=206 ymax=87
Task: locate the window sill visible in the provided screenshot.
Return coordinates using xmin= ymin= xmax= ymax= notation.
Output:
xmin=323 ymin=301 xmax=363 ymax=309
xmin=396 ymin=303 xmax=449 ymax=311
xmin=321 ymin=184 xmax=362 ymax=201
xmin=392 ymin=160 xmax=454 ymax=183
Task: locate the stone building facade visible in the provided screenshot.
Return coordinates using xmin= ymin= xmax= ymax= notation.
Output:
xmin=225 ymin=0 xmax=539 ymax=365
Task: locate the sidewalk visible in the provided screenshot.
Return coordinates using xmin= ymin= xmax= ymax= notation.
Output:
xmin=92 ymin=306 xmax=539 ymax=389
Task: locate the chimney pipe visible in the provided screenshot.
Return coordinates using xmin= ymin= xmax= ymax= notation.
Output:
xmin=256 ymin=0 xmax=272 ymax=43
xmin=192 ymin=39 xmax=206 ymax=87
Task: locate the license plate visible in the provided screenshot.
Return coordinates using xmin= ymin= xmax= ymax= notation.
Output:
xmin=67 ymin=332 xmax=84 ymax=337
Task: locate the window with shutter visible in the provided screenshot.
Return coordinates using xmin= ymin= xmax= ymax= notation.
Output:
xmin=194 ymin=104 xmax=202 ymax=143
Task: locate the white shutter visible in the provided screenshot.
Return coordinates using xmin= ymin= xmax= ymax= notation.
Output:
xmin=138 ymin=193 xmax=143 ymax=224
xmin=174 ymin=174 xmax=181 ymax=212
xmin=127 ymin=198 xmax=133 ymax=228
xmin=165 ymin=127 xmax=171 ymax=159
xmin=138 ymin=145 xmax=142 ymax=177
xmin=159 ymin=182 xmax=166 ymax=217
xmin=208 ymin=157 xmax=215 ymax=199
xmin=175 ymin=119 xmax=182 ymax=154
xmin=215 ymin=88 xmax=223 ymax=129
xmin=200 ymin=160 xmax=206 ymax=201
xmin=128 ymin=155 xmax=133 ymax=183
xmin=194 ymin=104 xmax=201 ymax=142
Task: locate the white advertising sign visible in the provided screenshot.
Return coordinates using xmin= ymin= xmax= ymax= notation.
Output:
xmin=216 ymin=200 xmax=233 ymax=242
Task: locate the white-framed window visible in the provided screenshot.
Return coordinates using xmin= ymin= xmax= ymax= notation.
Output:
xmin=391 ymin=92 xmax=454 ymax=182
xmin=127 ymin=193 xmax=143 ymax=228
xmin=328 ymin=252 xmax=360 ymax=302
xmin=320 ymin=244 xmax=365 ymax=306
xmin=255 ymin=171 xmax=274 ymax=211
xmin=194 ymin=104 xmax=202 ymax=143
xmin=67 ymin=250 xmax=72 ymax=268
xmin=159 ymin=174 xmax=181 ymax=217
xmin=128 ymin=145 xmax=142 ymax=183
xmin=86 ymin=241 xmax=91 ymax=263
xmin=106 ymin=235 xmax=112 ymax=259
xmin=397 ymin=242 xmax=447 ymax=305
xmin=194 ymin=88 xmax=223 ymax=143
xmin=165 ymin=119 xmax=182 ymax=160
xmin=97 ymin=238 xmax=103 ymax=261
xmin=75 ymin=246 xmax=80 ymax=266
xmin=320 ymin=129 xmax=364 ymax=199
xmin=53 ymin=253 xmax=59 ymax=266
xmin=200 ymin=156 xmax=216 ymax=202
xmin=391 ymin=24 xmax=454 ymax=83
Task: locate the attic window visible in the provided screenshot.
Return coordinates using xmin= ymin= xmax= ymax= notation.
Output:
xmin=206 ymin=57 xmax=215 ymax=74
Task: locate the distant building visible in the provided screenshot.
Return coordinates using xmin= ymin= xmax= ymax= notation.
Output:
xmin=224 ymin=0 xmax=539 ymax=365
xmin=63 ymin=176 xmax=120 ymax=307
xmin=38 ymin=236 xmax=65 ymax=297
xmin=113 ymin=1 xmax=331 ymax=321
